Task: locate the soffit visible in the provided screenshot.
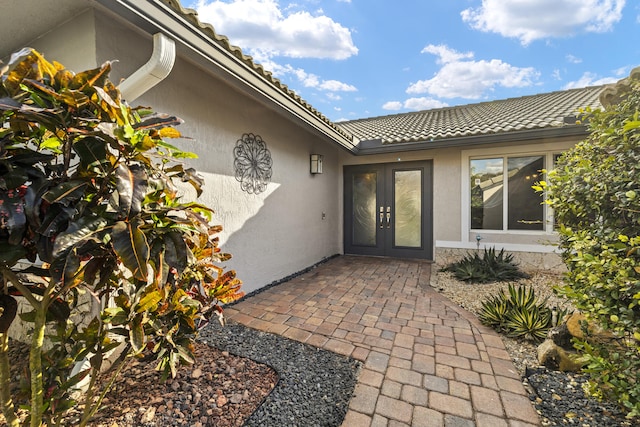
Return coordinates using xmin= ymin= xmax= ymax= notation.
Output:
xmin=0 ymin=0 xmax=88 ymax=58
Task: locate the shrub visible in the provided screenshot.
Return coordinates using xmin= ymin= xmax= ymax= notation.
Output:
xmin=478 ymin=284 xmax=561 ymax=342
xmin=0 ymin=49 xmax=244 ymax=426
xmin=442 ymin=247 xmax=530 ymax=283
xmin=537 ymin=73 xmax=640 ymax=418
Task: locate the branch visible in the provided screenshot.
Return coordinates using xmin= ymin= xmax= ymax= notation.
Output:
xmin=0 ymin=267 xmax=40 ymax=308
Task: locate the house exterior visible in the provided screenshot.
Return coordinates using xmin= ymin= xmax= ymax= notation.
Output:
xmin=1 ymin=0 xmax=609 ymax=293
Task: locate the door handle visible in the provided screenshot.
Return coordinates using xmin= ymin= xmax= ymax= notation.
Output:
xmin=379 ymin=206 xmax=384 ymax=228
xmin=386 ymin=206 xmax=391 ymax=228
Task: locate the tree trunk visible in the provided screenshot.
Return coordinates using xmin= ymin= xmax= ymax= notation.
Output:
xmin=0 ymin=333 xmax=18 ymax=426
xmin=29 ymin=307 xmax=46 ymax=427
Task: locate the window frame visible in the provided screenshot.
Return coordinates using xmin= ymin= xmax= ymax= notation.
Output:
xmin=462 ymin=147 xmax=558 ymax=236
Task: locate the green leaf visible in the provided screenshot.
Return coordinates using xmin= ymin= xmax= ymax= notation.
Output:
xmin=52 ymin=216 xmax=109 ymax=258
xmin=116 ymin=164 xmax=148 ymax=217
xmin=103 ymin=307 xmax=128 ymax=326
xmin=176 ymin=344 xmax=195 ymax=364
xmin=73 ymin=137 xmax=110 ymax=172
xmin=42 ymin=181 xmax=87 ymax=206
xmin=622 ymin=120 xmax=640 ymax=133
xmin=111 ymin=220 xmax=149 ymax=281
xmin=164 ymin=231 xmax=189 ymax=275
xmin=136 ymin=290 xmax=162 ymax=313
xmin=129 ymin=317 xmax=145 ymax=353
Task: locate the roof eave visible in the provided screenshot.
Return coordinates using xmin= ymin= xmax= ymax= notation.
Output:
xmin=94 ymin=0 xmax=356 ymax=151
xmin=352 ymin=125 xmax=590 ymax=155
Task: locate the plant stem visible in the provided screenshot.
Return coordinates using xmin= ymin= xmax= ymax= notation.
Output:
xmin=0 ymin=333 xmax=18 ymax=426
xmin=29 ymin=302 xmax=47 ymax=427
xmin=79 ymin=355 xmax=130 ymax=427
xmin=0 ymin=267 xmax=38 ymax=307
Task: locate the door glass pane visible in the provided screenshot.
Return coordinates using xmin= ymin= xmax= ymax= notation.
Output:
xmin=470 ymin=158 xmax=504 ymax=230
xmin=394 ymin=170 xmax=421 ymax=247
xmin=352 ymin=172 xmax=377 ymax=246
xmin=508 ymin=156 xmax=544 ymax=230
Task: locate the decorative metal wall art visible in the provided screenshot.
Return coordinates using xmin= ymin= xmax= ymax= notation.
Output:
xmin=233 ymin=133 xmax=273 ymax=194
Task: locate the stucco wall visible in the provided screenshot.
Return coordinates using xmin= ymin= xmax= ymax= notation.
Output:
xmin=28 ymin=8 xmax=98 ymax=73
xmin=98 ymin=18 xmax=343 ymax=293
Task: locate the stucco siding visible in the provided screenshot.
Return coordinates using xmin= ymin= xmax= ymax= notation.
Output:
xmin=98 ymin=15 xmax=342 ymax=293
xmin=27 ymin=8 xmax=98 ymax=72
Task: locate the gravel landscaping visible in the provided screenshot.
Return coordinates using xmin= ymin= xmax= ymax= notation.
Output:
xmin=199 ymin=322 xmax=361 ymax=427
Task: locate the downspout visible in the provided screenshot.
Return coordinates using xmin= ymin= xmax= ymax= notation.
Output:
xmin=118 ymin=32 xmax=176 ymax=102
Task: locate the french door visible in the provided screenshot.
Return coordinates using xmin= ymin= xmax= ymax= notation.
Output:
xmin=344 ymin=161 xmax=433 ymax=259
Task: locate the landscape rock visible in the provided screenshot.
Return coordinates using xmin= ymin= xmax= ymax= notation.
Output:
xmin=537 ymin=339 xmax=584 ymax=371
xmin=547 ymin=322 xmax=573 ymax=350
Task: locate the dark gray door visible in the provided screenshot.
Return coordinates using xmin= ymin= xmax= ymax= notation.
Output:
xmin=344 ymin=161 xmax=433 ymax=259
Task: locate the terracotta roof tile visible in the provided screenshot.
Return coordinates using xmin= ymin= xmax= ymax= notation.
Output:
xmin=338 ymin=86 xmax=605 ymax=145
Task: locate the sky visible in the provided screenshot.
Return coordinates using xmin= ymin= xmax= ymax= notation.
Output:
xmin=185 ymin=0 xmax=639 ymax=122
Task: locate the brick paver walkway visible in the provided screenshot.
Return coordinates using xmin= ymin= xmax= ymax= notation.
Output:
xmin=224 ymin=255 xmax=540 ymax=426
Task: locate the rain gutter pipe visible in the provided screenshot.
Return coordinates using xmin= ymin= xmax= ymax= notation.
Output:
xmin=118 ymin=32 xmax=176 ymax=102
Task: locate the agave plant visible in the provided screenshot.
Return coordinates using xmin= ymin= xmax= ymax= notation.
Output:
xmin=506 ymin=304 xmax=552 ymax=342
xmin=442 ymin=247 xmax=529 ymax=283
xmin=478 ymin=293 xmax=510 ymax=330
xmin=479 ymin=284 xmax=555 ymax=342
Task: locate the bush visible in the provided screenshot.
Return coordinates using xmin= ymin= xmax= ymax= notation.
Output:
xmin=538 ymin=73 xmax=640 ymax=418
xmin=442 ymin=247 xmax=530 ymax=283
xmin=0 ymin=49 xmax=243 ymax=426
xmin=479 ymin=284 xmax=566 ymax=342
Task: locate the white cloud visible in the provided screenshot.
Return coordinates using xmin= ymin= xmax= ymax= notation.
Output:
xmin=408 ymin=44 xmax=538 ymax=99
xmin=383 ymin=98 xmax=448 ymax=112
xmin=421 ymin=45 xmax=473 ymax=65
xmin=326 ymin=93 xmax=342 ymax=101
xmin=318 ymin=80 xmax=357 ymax=92
xmin=461 ymin=0 xmax=625 ymax=45
xmin=382 ymin=101 xmax=403 ymax=111
xmin=403 ymin=98 xmax=448 ymax=111
xmin=566 ymin=54 xmax=582 ymax=64
xmin=194 ymin=0 xmax=358 ymax=59
xmin=563 ymin=72 xmax=618 ymax=89
xmin=259 ymin=60 xmax=357 ymax=93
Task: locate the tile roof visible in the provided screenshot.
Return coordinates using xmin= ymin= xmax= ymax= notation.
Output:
xmin=337 ymin=86 xmax=605 ymax=145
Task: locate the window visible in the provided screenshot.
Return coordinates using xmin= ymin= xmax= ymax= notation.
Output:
xmin=470 ymin=156 xmax=544 ymax=231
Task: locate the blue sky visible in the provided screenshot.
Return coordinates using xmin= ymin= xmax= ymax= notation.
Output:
xmin=186 ymin=0 xmax=639 ymax=122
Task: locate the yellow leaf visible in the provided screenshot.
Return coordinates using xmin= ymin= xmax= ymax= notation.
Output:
xmin=158 ymin=127 xmax=182 ymax=139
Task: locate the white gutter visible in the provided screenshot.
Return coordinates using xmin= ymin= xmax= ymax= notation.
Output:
xmin=118 ymin=32 xmax=176 ymax=102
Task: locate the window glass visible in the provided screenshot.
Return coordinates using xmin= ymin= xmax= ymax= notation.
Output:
xmin=352 ymin=172 xmax=377 ymax=246
xmin=394 ymin=170 xmax=422 ymax=247
xmin=470 ymin=158 xmax=504 ymax=230
xmin=507 ymin=156 xmax=544 ymax=230
xmin=470 ymin=155 xmax=546 ymax=231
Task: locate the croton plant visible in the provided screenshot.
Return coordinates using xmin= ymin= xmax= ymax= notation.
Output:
xmin=0 ymin=48 xmax=243 ymax=426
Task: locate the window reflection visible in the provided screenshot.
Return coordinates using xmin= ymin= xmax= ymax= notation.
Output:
xmin=470 ymin=158 xmax=504 ymax=230
xmin=508 ymin=156 xmax=544 ymax=230
xmin=470 ymin=156 xmax=544 ymax=231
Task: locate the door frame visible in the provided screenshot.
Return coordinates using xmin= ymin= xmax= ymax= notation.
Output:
xmin=343 ymin=161 xmax=433 ymax=260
